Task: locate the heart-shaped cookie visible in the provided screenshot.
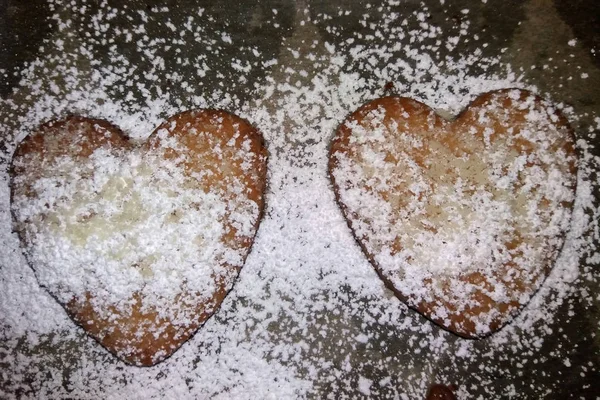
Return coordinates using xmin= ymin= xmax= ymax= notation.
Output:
xmin=11 ymin=110 xmax=267 ymax=365
xmin=329 ymin=89 xmax=577 ymax=337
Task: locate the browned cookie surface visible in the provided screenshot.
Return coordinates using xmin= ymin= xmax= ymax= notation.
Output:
xmin=425 ymin=384 xmax=457 ymax=400
xmin=11 ymin=110 xmax=268 ymax=366
xmin=329 ymin=89 xmax=577 ymax=337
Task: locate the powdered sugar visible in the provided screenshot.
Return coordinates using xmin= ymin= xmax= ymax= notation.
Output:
xmin=9 ymin=111 xmax=266 ymax=365
xmin=329 ymin=91 xmax=577 ymax=336
xmin=1 ymin=0 xmax=598 ymax=398
xmin=12 ymin=132 xmax=250 ymax=314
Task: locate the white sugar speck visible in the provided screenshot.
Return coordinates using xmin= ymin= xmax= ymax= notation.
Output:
xmin=358 ymin=376 xmax=373 ymax=396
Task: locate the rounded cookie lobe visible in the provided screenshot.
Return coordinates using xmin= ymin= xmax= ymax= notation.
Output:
xmin=11 ymin=110 xmax=268 ymax=366
xmin=11 ymin=117 xmax=132 ymax=254
xmin=329 ymin=89 xmax=577 ymax=338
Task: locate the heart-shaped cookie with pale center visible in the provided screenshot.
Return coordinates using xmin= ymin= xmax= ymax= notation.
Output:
xmin=11 ymin=110 xmax=267 ymax=365
xmin=329 ymin=89 xmax=577 ymax=337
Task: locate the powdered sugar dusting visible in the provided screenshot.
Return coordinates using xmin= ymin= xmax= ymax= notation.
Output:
xmin=329 ymin=91 xmax=577 ymax=337
xmin=12 ymin=118 xmax=259 ymax=308
xmin=1 ymin=1 xmax=598 ymax=398
xmin=9 ymin=111 xmax=266 ymax=365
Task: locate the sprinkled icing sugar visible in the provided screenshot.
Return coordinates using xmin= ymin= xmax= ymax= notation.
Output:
xmin=1 ymin=1 xmax=598 ymax=398
xmin=329 ymin=91 xmax=577 ymax=336
xmin=9 ymin=112 xmax=266 ymax=365
xmin=11 ymin=119 xmax=258 ymax=316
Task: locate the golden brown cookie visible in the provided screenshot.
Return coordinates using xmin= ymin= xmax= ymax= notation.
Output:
xmin=11 ymin=110 xmax=268 ymax=366
xmin=329 ymin=89 xmax=577 ymax=337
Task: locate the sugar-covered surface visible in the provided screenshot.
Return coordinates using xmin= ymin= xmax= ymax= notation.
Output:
xmin=329 ymin=91 xmax=577 ymax=337
xmin=1 ymin=0 xmax=599 ymax=399
xmin=9 ymin=112 xmax=266 ymax=366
